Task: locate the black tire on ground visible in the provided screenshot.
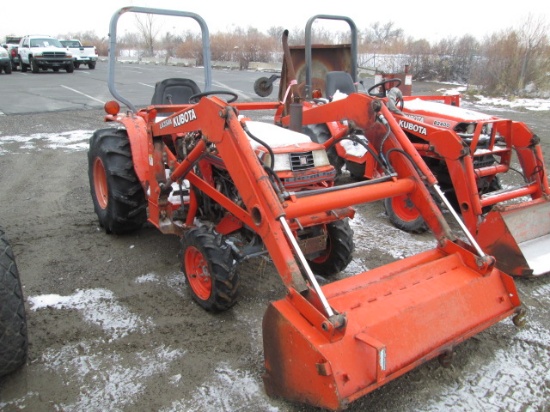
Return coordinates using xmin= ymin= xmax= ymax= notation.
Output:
xmin=52 ymin=67 xmax=59 ymax=72
xmin=31 ymin=57 xmax=39 ymax=73
xmin=88 ymin=62 xmax=96 ymax=70
xmin=384 ymin=196 xmax=428 ymax=234
xmin=66 ymin=62 xmax=74 ymax=73
xmin=180 ymin=226 xmax=239 ymax=312
xmin=88 ymin=128 xmax=147 ymax=234
xmin=302 ymin=123 xmax=345 ymax=176
xmin=0 ymin=228 xmax=28 ymax=377
xmin=306 ymin=219 xmax=355 ymax=277
xmin=5 ymin=64 xmax=12 ymax=74
xmin=19 ymin=57 xmax=27 ymax=72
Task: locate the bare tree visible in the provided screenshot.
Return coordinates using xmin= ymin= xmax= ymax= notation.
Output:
xmin=516 ymin=14 xmax=550 ymax=92
xmin=135 ymin=13 xmax=161 ymax=57
xmin=369 ymin=21 xmax=404 ymax=49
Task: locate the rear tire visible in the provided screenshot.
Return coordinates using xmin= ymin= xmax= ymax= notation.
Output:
xmin=0 ymin=228 xmax=28 ymax=377
xmin=306 ymin=219 xmax=354 ymax=277
xmin=384 ymin=195 xmax=428 ymax=234
xmin=4 ymin=64 xmax=12 ymax=74
xmin=88 ymin=128 xmax=147 ymax=234
xmin=88 ymin=62 xmax=96 ymax=70
xmin=180 ymin=226 xmax=239 ymax=311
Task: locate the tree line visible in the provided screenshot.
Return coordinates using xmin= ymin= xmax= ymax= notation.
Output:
xmin=62 ymin=14 xmax=549 ymax=97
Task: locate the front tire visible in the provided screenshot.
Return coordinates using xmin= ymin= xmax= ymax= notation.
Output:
xmin=0 ymin=228 xmax=28 ymax=377
xmin=88 ymin=129 xmax=147 ymax=234
xmin=180 ymin=226 xmax=239 ymax=312
xmin=66 ymin=62 xmax=74 ymax=73
xmin=30 ymin=57 xmax=39 ymax=73
xmin=19 ymin=56 xmax=27 ymax=72
xmin=306 ymin=219 xmax=354 ymax=277
xmin=4 ymin=63 xmax=12 ymax=74
xmin=384 ymin=195 xmax=428 ymax=234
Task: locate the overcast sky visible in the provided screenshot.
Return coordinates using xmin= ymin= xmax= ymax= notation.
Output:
xmin=2 ymin=0 xmax=549 ymax=43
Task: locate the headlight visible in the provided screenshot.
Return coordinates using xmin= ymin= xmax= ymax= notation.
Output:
xmin=312 ymin=149 xmax=330 ymax=167
xmin=261 ymin=153 xmax=292 ymax=171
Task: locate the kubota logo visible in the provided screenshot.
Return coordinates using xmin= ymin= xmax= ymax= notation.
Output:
xmin=173 ymin=109 xmax=197 ymax=127
xmin=399 ymin=120 xmax=427 ymax=135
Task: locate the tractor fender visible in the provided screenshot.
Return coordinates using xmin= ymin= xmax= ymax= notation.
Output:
xmin=106 ymin=114 xmax=150 ymax=185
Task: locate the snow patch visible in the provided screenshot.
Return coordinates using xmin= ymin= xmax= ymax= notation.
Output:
xmin=29 ymin=288 xmax=154 ymax=340
xmin=41 ymin=342 xmax=185 ymax=411
xmin=161 ymin=363 xmax=279 ymax=412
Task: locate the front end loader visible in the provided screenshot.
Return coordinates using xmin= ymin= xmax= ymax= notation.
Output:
xmin=269 ymin=14 xmax=550 ymax=278
xmin=88 ymin=7 xmax=523 ymax=410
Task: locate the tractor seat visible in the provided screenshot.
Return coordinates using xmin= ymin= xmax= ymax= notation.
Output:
xmin=325 ymin=71 xmax=356 ymax=100
xmin=151 ymin=78 xmax=201 ymax=105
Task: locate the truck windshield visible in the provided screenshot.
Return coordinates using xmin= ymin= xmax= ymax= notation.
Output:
xmin=30 ymin=38 xmax=63 ymax=48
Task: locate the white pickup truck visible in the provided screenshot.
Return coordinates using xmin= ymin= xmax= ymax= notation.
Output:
xmin=59 ymin=39 xmax=98 ymax=69
xmin=18 ymin=35 xmax=74 ymax=73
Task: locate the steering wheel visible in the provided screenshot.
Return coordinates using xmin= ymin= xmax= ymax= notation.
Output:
xmin=189 ymin=90 xmax=239 ymax=104
xmin=367 ymin=79 xmax=402 ymax=98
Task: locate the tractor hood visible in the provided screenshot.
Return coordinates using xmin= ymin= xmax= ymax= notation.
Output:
xmin=402 ymin=98 xmax=497 ymax=130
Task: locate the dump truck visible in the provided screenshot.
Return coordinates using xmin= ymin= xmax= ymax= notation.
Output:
xmin=267 ymin=14 xmax=550 ymax=278
xmin=88 ymin=7 xmax=523 ymax=410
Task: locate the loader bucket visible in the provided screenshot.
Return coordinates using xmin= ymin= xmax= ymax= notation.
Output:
xmin=263 ymin=243 xmax=520 ymax=411
xmin=477 ymin=199 xmax=550 ymax=277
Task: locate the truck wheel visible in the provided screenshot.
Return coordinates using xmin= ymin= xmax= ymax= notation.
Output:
xmin=30 ymin=57 xmax=39 ymax=73
xmin=307 ymin=219 xmax=355 ymax=277
xmin=52 ymin=67 xmax=59 ymax=72
xmin=88 ymin=62 xmax=96 ymax=70
xmin=5 ymin=64 xmax=12 ymax=74
xmin=0 ymin=228 xmax=28 ymax=377
xmin=384 ymin=195 xmax=428 ymax=234
xmin=303 ymin=123 xmax=344 ymax=176
xmin=180 ymin=226 xmax=239 ymax=312
xmin=88 ymin=128 xmax=147 ymax=234
xmin=66 ymin=62 xmax=74 ymax=73
xmin=19 ymin=56 xmax=27 ymax=72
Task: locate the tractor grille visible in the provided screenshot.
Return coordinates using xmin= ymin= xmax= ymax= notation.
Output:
xmin=42 ymin=52 xmax=67 ymax=58
xmin=290 ymin=151 xmax=314 ymax=171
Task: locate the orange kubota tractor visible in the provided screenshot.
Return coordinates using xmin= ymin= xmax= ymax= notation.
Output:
xmin=266 ymin=14 xmax=550 ymax=278
xmin=89 ymin=8 xmax=523 ymax=410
